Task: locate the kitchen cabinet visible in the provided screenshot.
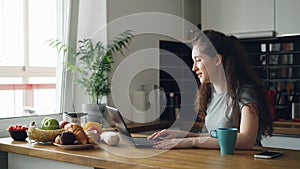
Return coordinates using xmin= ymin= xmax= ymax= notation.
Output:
xmin=8 ymin=153 xmax=92 ymax=169
xmin=201 ymin=0 xmax=300 ymax=37
xmin=201 ymin=0 xmax=274 ymax=35
xmin=275 ymin=0 xmax=300 ymax=36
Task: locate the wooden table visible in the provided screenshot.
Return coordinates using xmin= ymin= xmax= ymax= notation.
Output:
xmin=0 ymin=137 xmax=300 ymax=169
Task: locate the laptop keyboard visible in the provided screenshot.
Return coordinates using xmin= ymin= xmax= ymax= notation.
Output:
xmin=132 ymin=137 xmax=157 ymax=145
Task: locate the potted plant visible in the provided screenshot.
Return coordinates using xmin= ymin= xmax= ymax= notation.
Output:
xmin=49 ymin=30 xmax=133 ymax=124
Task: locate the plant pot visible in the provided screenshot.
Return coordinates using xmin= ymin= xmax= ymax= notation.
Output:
xmin=82 ymin=103 xmax=109 ymax=127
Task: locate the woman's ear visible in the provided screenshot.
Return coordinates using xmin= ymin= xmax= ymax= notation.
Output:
xmin=216 ymin=54 xmax=223 ymax=66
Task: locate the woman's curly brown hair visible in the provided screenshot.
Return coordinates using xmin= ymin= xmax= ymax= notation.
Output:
xmin=193 ymin=30 xmax=273 ymax=137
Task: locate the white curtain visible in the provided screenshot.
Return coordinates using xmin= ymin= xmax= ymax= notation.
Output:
xmin=56 ymin=0 xmax=79 ymax=113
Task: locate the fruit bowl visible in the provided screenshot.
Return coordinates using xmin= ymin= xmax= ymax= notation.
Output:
xmin=8 ymin=130 xmax=28 ymax=141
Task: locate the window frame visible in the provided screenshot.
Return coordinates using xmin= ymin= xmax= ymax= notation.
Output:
xmin=0 ymin=0 xmax=57 ymax=119
xmin=0 ymin=0 xmax=80 ymax=138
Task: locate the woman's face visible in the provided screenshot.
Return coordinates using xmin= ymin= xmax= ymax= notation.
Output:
xmin=191 ymin=45 xmax=216 ymax=84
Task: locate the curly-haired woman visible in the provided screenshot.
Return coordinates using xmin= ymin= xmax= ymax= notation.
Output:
xmin=149 ymin=30 xmax=273 ymax=150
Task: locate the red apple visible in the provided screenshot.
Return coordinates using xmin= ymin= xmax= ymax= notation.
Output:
xmin=59 ymin=121 xmax=70 ymax=128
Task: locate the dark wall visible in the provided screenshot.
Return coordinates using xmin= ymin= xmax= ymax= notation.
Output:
xmin=159 ymin=41 xmax=199 ymax=121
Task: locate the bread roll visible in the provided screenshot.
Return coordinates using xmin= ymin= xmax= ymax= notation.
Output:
xmin=64 ymin=123 xmax=88 ymax=144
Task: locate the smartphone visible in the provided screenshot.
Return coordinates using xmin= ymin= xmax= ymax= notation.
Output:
xmin=254 ymin=151 xmax=284 ymax=159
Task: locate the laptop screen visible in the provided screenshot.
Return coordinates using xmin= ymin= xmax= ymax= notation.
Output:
xmin=106 ymin=106 xmax=136 ymax=146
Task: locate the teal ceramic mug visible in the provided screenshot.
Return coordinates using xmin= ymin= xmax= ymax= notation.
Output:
xmin=210 ymin=128 xmax=238 ymax=155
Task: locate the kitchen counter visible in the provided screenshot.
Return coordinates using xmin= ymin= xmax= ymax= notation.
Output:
xmin=273 ymin=121 xmax=300 ymax=135
xmin=1 ymin=137 xmax=300 ymax=169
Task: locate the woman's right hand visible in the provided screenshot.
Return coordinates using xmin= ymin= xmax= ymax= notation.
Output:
xmin=148 ymin=129 xmax=188 ymax=140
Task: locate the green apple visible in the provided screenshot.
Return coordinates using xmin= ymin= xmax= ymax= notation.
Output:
xmin=42 ymin=118 xmax=59 ymax=130
xmin=42 ymin=117 xmax=51 ymax=125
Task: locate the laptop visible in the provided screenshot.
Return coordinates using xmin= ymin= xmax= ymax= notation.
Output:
xmin=106 ymin=105 xmax=160 ymax=148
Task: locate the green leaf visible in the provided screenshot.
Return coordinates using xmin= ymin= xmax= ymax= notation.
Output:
xmin=48 ymin=30 xmax=134 ymax=104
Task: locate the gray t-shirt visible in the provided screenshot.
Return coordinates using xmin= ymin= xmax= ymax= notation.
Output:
xmin=204 ymin=86 xmax=261 ymax=145
xmin=205 ymin=91 xmax=233 ymax=131
xmin=205 ymin=87 xmax=257 ymax=131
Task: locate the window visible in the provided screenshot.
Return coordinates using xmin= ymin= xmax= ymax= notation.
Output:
xmin=0 ymin=0 xmax=57 ymax=118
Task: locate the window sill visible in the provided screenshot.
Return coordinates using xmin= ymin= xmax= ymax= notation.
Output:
xmin=0 ymin=114 xmax=62 ymax=138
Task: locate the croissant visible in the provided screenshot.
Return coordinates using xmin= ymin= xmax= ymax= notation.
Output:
xmin=64 ymin=123 xmax=88 ymax=144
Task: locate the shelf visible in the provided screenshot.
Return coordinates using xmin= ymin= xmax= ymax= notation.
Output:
xmin=127 ymin=120 xmax=173 ymax=133
xmin=273 ymin=121 xmax=300 ymax=135
xmin=241 ymin=36 xmax=300 ymax=130
xmin=268 ymin=65 xmax=300 ymax=68
xmin=126 ymin=120 xmax=204 ymax=133
xmin=267 ymin=79 xmax=300 ymax=81
xmin=273 ymin=121 xmax=300 ymax=128
xmin=247 ymin=51 xmax=300 ymax=56
xmin=268 ymin=51 xmax=300 ymax=55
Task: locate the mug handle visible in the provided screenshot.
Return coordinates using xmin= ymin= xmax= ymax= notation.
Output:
xmin=210 ymin=130 xmax=217 ymax=138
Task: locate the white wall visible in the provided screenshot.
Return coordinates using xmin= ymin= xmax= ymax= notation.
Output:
xmin=0 ymin=0 xmax=201 ymax=137
xmin=74 ymin=0 xmax=201 ymax=117
xmin=104 ymin=0 xmax=200 ymax=121
xmin=72 ymin=0 xmax=108 ymax=112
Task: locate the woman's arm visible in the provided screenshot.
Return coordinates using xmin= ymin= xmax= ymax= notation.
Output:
xmin=198 ymin=103 xmax=259 ymax=149
xmin=235 ymin=103 xmax=259 ymax=149
xmin=154 ymin=103 xmax=259 ymax=149
xmin=192 ymin=103 xmax=259 ymax=149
